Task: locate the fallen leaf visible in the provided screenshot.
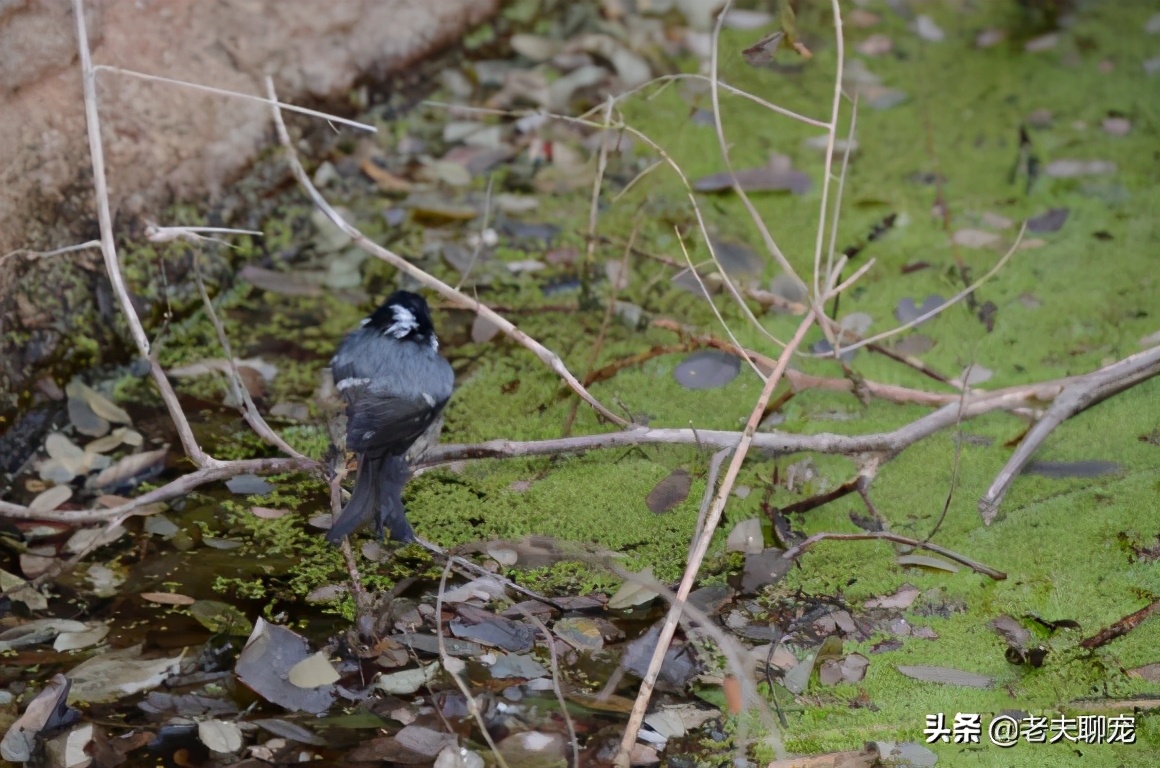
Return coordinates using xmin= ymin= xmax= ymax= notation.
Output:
xmin=646 ymin=469 xmax=691 ymax=514
xmin=1025 ymin=32 xmax=1059 ymax=52
xmin=856 ymin=34 xmax=893 ymax=57
xmin=894 ymin=295 xmax=945 ymax=325
xmin=911 ymin=15 xmax=944 ymax=42
xmin=89 ymin=447 xmax=167 ymax=490
xmin=198 ymin=720 xmax=243 ymax=754
xmin=952 ymin=228 xmax=1001 ymax=248
xmin=674 ymin=350 xmax=741 ymax=390
xmin=1102 ymin=117 xmax=1131 ymax=136
xmin=693 ymin=156 xmax=811 ymax=194
xmin=67 ymin=644 xmax=185 ymax=703
xmin=726 ymin=518 xmax=764 ymax=554
xmin=288 ymin=652 xmax=341 ymax=688
xmin=29 ymin=485 xmax=72 ymax=513
xmin=0 ymin=675 xmax=77 ymax=762
xmin=897 ymin=554 xmax=959 ymax=573
xmin=1022 ymin=460 xmax=1122 ymax=478
xmin=141 ymin=592 xmax=196 ymax=606
xmin=896 ymin=664 xmax=992 ymax=688
xmin=1026 ymin=207 xmax=1069 ymax=233
xmin=1045 ymin=159 xmax=1117 ymax=178
xmin=608 ymin=567 xmax=658 ymax=610
xmin=865 ymin=584 xmax=919 ymax=609
xmin=236 ymin=619 xmax=334 ymax=713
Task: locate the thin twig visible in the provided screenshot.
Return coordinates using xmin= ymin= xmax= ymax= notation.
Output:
xmin=192 ymin=253 xmax=306 ymax=459
xmin=73 ymin=0 xmax=211 ymax=467
xmin=0 ymin=457 xmax=318 ymax=524
xmin=93 ymin=64 xmax=376 ymax=132
xmin=563 ymin=223 xmax=639 ymax=436
xmin=675 ymin=226 xmax=770 ymax=381
xmin=0 ymin=240 xmax=101 ymax=264
xmin=709 ymin=0 xmax=799 ymax=283
xmin=781 ymin=531 xmax=1007 ymax=580
xmin=436 ymin=558 xmax=511 ymax=768
xmin=614 ymin=314 xmax=814 ymax=766
xmin=515 ymin=608 xmax=579 ymax=768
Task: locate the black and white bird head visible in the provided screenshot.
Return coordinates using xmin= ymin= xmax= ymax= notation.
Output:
xmin=363 ymin=290 xmax=439 ymax=351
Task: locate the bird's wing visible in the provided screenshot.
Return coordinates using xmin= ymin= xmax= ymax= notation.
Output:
xmin=342 ymin=386 xmax=447 ymax=458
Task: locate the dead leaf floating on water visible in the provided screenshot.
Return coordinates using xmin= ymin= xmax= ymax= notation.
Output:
xmin=896 ymin=664 xmax=993 ymax=688
xmin=911 ymin=15 xmax=945 ymax=42
xmin=646 ymin=469 xmax=691 ymax=514
xmin=1045 ymin=159 xmax=1117 ymax=178
xmin=894 ymin=295 xmax=945 ymax=325
xmin=674 ymin=350 xmax=740 ymax=390
xmin=865 ymin=584 xmax=919 ymax=609
xmin=236 ymin=618 xmax=335 ymax=714
xmin=28 ymin=485 xmax=72 ymax=513
xmin=857 ymin=34 xmax=893 ymax=57
xmin=89 ymin=447 xmax=168 ymax=490
xmin=960 ymin=365 xmax=993 ymax=385
xmin=1022 ymin=460 xmax=1123 ymax=478
xmin=608 ymin=566 xmax=658 ymax=609
xmin=225 ymin=474 xmax=275 ymax=496
xmin=67 ymin=644 xmax=185 ymax=703
xmin=897 ymin=554 xmax=960 ymax=573
xmin=725 ymin=518 xmax=764 ymax=554
xmin=0 ymin=674 xmax=77 ymax=762
xmin=952 ymin=228 xmax=1000 ymax=248
xmin=198 ymin=720 xmax=243 ymax=755
xmin=709 ymin=237 xmax=764 ymax=278
xmin=1026 ymin=207 xmax=1070 ymax=233
xmin=693 ymin=156 xmax=811 ymax=195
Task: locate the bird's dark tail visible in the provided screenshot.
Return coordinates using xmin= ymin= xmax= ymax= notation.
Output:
xmin=326 ymin=454 xmax=415 ymax=544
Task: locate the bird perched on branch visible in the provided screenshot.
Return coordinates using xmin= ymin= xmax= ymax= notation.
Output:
xmin=325 ymin=290 xmax=454 ymax=544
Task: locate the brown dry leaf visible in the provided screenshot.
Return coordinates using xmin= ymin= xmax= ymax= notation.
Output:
xmin=723 ymin=675 xmax=743 ymax=715
xmin=865 ymin=584 xmax=919 ymax=609
xmin=741 ymin=30 xmax=784 ymax=66
xmin=68 ymin=380 xmax=132 ymax=425
xmin=608 ymin=567 xmax=658 ymax=609
xmin=250 ymin=506 xmax=292 ymax=520
xmin=646 ymin=469 xmax=691 ymax=514
xmin=359 ymin=157 xmax=413 ymax=192
xmin=693 ymin=157 xmax=811 ymax=195
xmin=847 ymin=9 xmax=880 ymax=28
xmin=19 ymin=553 xmax=56 ymax=580
xmin=1127 ymin=663 xmax=1160 ymax=683
xmin=896 ymin=664 xmax=993 ymax=688
xmin=952 ymin=229 xmax=1001 ymax=248
xmin=28 ymin=485 xmax=72 ymax=513
xmin=768 ymin=746 xmax=878 ymax=768
xmin=856 ymin=34 xmax=893 ymax=57
xmin=89 ymin=447 xmax=168 ymax=490
xmin=240 ymin=266 xmax=324 ymax=297
xmin=991 ymin=615 xmax=1032 ymax=648
xmin=897 ymin=554 xmax=959 ymax=573
xmin=141 ymin=592 xmax=196 ymax=606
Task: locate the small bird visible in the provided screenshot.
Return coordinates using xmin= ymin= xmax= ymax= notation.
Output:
xmin=326 ymin=290 xmax=454 ymax=544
